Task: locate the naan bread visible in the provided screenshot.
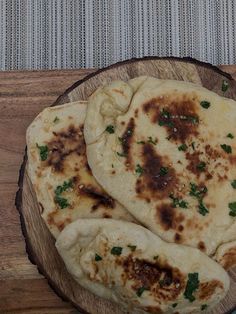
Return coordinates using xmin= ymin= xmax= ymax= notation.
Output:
xmin=56 ymin=219 xmax=229 ymax=314
xmin=84 ymin=77 xmax=236 ymax=257
xmin=26 ymin=101 xmax=135 ymax=238
xmin=214 ymin=240 xmax=236 ymax=270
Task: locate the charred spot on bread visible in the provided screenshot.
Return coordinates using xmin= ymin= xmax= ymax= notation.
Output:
xmin=47 ymin=124 xmax=85 ymax=172
xmin=143 ymin=93 xmax=199 ymax=142
xmin=122 ymin=256 xmax=185 ymax=301
xmin=79 ymin=184 xmax=115 ymax=211
xmin=136 ymin=144 xmax=178 ymax=201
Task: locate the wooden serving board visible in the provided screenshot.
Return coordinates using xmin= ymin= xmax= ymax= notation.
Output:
xmin=16 ymin=57 xmax=236 ymax=314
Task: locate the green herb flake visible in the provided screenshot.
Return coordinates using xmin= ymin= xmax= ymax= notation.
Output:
xmin=227 ymin=133 xmax=234 ymax=139
xmin=54 ymin=195 xmax=69 ymax=209
xmin=189 ymin=183 xmax=207 ymax=199
xmin=36 ymin=143 xmax=49 ymax=161
xmin=158 ymin=120 xmax=174 ymax=128
xmin=95 ymin=253 xmax=102 ymax=261
xmin=159 ymin=167 xmax=169 ymax=176
xmin=54 ymin=179 xmax=73 ymax=209
xmin=136 ymin=286 xmax=148 ymax=297
xmin=198 ymin=201 xmax=209 ymax=216
xmin=116 ymin=151 xmax=127 ymax=157
xmin=55 ymin=179 xmax=73 ymax=196
xmin=172 ymin=303 xmax=178 ymax=308
xmin=179 ymin=200 xmax=188 ymax=208
xmin=221 ymin=144 xmax=232 ymax=154
xmin=135 ymin=164 xmax=144 ymax=176
xmin=110 ymin=246 xmax=123 ymax=256
xmin=222 ymin=80 xmax=229 ymax=93
xmin=228 ymin=202 xmax=236 ymax=217
xmin=201 ymin=304 xmax=208 ymax=311
xmin=189 ymin=116 xmax=199 ymax=124
xmin=147 ymin=136 xmax=157 ymax=145
xmin=137 ymin=140 xmax=145 ymax=144
xmin=127 ymin=245 xmax=136 ymax=251
xmin=161 ymin=109 xmax=171 ymax=119
xmin=53 ymin=116 xmax=60 ymax=123
xmin=196 ymin=161 xmax=206 ymax=171
xmin=105 ymin=125 xmax=115 ymax=134
xmin=178 ymin=144 xmax=188 ymax=151
xmin=184 ymin=272 xmax=199 ymax=302
xmin=231 ymin=180 xmax=236 ymax=189
xmin=200 ymin=101 xmax=210 ymax=109
xmin=153 ymin=255 xmax=159 ymax=260
xmin=169 ymin=194 xmax=188 ymax=209
xmin=191 ymin=142 xmax=195 ymax=150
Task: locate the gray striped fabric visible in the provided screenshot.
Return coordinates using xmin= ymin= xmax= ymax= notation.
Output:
xmin=0 ymin=0 xmax=236 ymax=71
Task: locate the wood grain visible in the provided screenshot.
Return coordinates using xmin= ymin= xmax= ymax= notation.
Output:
xmin=17 ymin=58 xmax=236 ymax=314
xmin=0 ymin=69 xmax=94 ymax=314
xmin=0 ymin=62 xmax=236 ymax=314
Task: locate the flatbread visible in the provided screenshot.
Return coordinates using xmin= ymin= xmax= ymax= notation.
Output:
xmin=26 ymin=101 xmax=135 ymax=238
xmin=84 ymin=77 xmax=236 ymax=257
xmin=214 ymin=240 xmax=236 ymax=270
xmin=56 ymin=218 xmax=230 ymax=314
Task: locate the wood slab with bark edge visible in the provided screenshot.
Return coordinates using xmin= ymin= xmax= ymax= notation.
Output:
xmin=14 ymin=58 xmax=236 ymax=314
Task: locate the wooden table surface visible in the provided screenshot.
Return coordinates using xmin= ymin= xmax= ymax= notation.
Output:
xmin=0 ymin=65 xmax=236 ymax=314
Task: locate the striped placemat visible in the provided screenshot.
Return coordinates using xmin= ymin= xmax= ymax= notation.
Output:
xmin=0 ymin=0 xmax=235 ymax=70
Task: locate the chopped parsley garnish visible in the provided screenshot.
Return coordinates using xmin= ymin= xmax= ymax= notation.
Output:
xmin=184 ymin=272 xmax=199 ymax=302
xmin=116 ymin=151 xmax=126 ymax=157
xmin=110 ymin=247 xmax=123 ymax=255
xmin=196 ymin=161 xmax=206 ymax=171
xmin=54 ymin=179 xmax=73 ymax=209
xmin=198 ymin=201 xmax=209 ymax=216
xmin=111 ymin=164 xmax=114 ymax=168
xmin=221 ymin=144 xmax=232 ymax=154
xmin=191 ymin=142 xmax=195 ymax=150
xmin=201 ymin=304 xmax=208 ymax=311
xmin=53 ymin=116 xmax=60 ymax=123
xmin=127 ymin=245 xmax=136 ymax=251
xmin=189 ymin=183 xmax=207 ymax=199
xmin=169 ymin=194 xmax=188 ymax=208
xmin=188 ymin=116 xmax=199 ymax=124
xmin=95 ymin=254 xmax=102 ymax=261
xmin=159 ymin=120 xmax=174 ymax=127
xmin=172 ymin=303 xmax=178 ymax=308
xmin=55 ymin=179 xmax=73 ymax=195
xmin=137 ymin=140 xmax=145 ymax=144
xmin=189 ymin=183 xmax=208 ymax=216
xmin=136 ymin=286 xmax=148 ymax=297
xmin=135 ymin=164 xmax=144 ymax=176
xmin=105 ymin=125 xmax=115 ymax=134
xmin=36 ymin=143 xmax=49 ymax=161
xmin=178 ymin=144 xmax=188 ymax=151
xmin=159 ymin=167 xmax=169 ymax=176
xmin=228 ymin=202 xmax=236 ymax=217
xmin=200 ymin=101 xmax=210 ymax=109
xmin=161 ymin=109 xmax=171 ymax=119
xmin=158 ymin=109 xmax=174 ymax=127
xmin=222 ymin=80 xmax=229 ymax=93
xmin=153 ymin=255 xmax=159 ymax=260
xmin=227 ymin=133 xmax=234 ymax=139
xmin=231 ymin=180 xmax=236 ymax=189
xmin=54 ymin=195 xmax=69 ymax=209
xmin=166 ymin=135 xmax=172 ymax=141
xmin=147 ymin=136 xmax=157 ymax=145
